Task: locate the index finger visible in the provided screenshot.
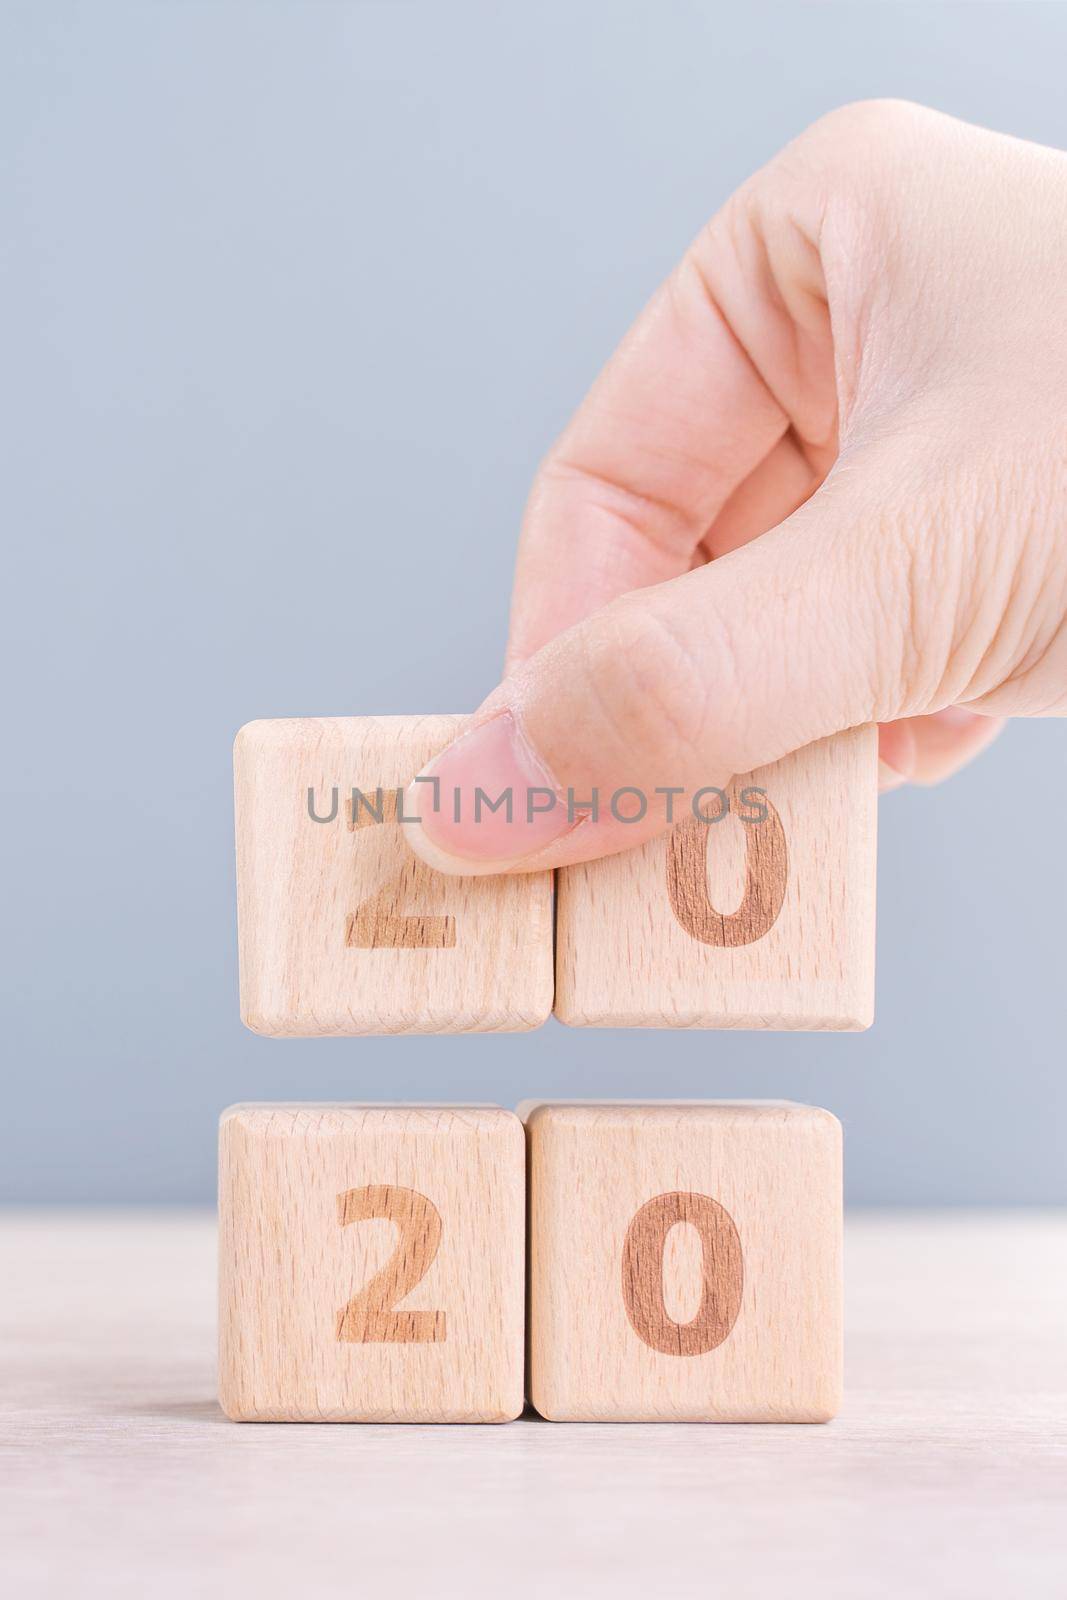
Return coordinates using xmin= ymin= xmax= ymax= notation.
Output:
xmin=504 ymin=204 xmax=803 ymax=672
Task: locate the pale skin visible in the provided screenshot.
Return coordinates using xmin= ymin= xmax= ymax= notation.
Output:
xmin=403 ymin=101 xmax=1067 ymax=874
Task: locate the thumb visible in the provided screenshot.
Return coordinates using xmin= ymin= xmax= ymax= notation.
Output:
xmin=403 ymin=472 xmax=916 ymax=875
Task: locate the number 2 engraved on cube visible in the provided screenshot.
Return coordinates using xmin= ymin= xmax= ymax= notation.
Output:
xmin=666 ymin=782 xmax=788 ymax=947
xmin=336 ymin=1184 xmax=447 ymax=1343
xmin=622 ymin=1191 xmax=743 ymax=1356
xmin=345 ymin=791 xmax=456 ymax=950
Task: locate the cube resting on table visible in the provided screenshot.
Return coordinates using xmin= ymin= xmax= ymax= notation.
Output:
xmin=523 ymin=1100 xmax=842 ymax=1422
xmin=218 ymin=1104 xmax=526 ymax=1423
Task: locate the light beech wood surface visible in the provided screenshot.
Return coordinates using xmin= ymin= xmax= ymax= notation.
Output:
xmin=3 ymin=1211 xmax=1065 ymax=1598
xmin=218 ymin=1104 xmax=525 ymax=1422
xmin=554 ymin=727 xmax=878 ymax=1029
xmin=234 ymin=715 xmax=553 ymax=1034
xmin=525 ymin=1101 xmax=842 ymax=1421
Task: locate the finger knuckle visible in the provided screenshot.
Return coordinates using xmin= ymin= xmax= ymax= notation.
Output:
xmin=579 ymin=595 xmax=715 ymax=778
xmin=805 ymin=98 xmax=931 ymax=150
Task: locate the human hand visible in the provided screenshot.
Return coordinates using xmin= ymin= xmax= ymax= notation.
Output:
xmin=404 ymin=100 xmax=1067 ymax=875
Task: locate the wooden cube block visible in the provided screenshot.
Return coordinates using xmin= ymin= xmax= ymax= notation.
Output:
xmin=234 ymin=715 xmax=553 ymax=1034
xmin=524 ymin=1100 xmax=842 ymax=1422
xmin=218 ymin=1104 xmax=525 ymax=1422
xmin=554 ymin=727 xmax=877 ymax=1029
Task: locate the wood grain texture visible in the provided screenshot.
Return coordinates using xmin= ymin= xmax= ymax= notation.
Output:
xmin=218 ymin=1104 xmax=525 ymax=1422
xmin=6 ymin=1211 xmax=1066 ymax=1599
xmin=525 ymin=1101 xmax=842 ymax=1422
xmin=234 ymin=715 xmax=553 ymax=1035
xmin=554 ymin=727 xmax=878 ymax=1029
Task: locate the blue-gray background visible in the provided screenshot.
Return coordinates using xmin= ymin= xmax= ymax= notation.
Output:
xmin=3 ymin=1 xmax=1064 ymax=1204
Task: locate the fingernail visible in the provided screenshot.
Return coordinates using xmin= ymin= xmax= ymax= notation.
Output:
xmin=403 ymin=711 xmax=574 ymax=872
xmin=878 ymin=759 xmax=909 ymax=793
xmin=877 ymin=720 xmax=917 ymax=792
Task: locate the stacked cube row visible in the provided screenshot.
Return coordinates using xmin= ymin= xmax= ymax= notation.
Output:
xmin=219 ymin=1100 xmax=842 ymax=1424
xmin=234 ymin=715 xmax=877 ymax=1035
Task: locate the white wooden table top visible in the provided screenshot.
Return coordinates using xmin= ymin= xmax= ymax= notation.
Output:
xmin=3 ymin=1210 xmax=1065 ymax=1598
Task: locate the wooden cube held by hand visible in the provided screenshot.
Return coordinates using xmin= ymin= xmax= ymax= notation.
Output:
xmin=554 ymin=727 xmax=877 ymax=1029
xmin=234 ymin=715 xmax=553 ymax=1035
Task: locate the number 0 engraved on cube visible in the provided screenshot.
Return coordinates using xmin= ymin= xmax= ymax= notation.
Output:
xmin=336 ymin=1184 xmax=447 ymax=1343
xmin=622 ymin=1191 xmax=743 ymax=1355
xmin=346 ymin=791 xmax=456 ymax=950
xmin=666 ymin=783 xmax=788 ymax=947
